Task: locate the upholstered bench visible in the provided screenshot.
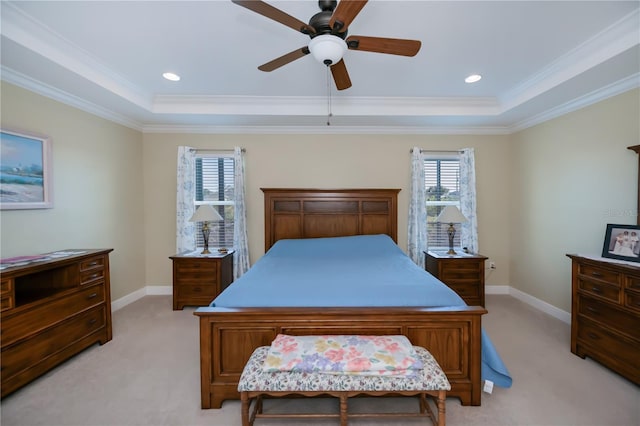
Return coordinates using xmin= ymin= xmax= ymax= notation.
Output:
xmin=237 ymin=336 xmax=450 ymax=426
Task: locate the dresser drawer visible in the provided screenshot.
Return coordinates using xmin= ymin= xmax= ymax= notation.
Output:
xmin=79 ymin=255 xmax=105 ymax=272
xmin=578 ymin=279 xmax=620 ymax=302
xmin=1 ymin=306 xmax=106 ymax=379
xmin=1 ymin=294 xmax=14 ymax=312
xmin=578 ymin=264 xmax=620 ymax=287
xmin=80 ymin=268 xmax=104 ymax=286
xmin=1 ymin=285 xmax=105 ymax=347
xmin=627 ymin=276 xmax=640 ymax=291
xmin=1 ymin=279 xmax=13 ymax=294
xmin=625 ymin=291 xmax=640 ymax=312
xmin=577 ymin=320 xmax=639 ymax=367
xmin=579 ymin=296 xmax=640 ymax=341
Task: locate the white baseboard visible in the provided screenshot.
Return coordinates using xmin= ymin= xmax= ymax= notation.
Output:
xmin=507 ymin=287 xmax=571 ymax=324
xmin=111 ymin=285 xmax=172 ymax=311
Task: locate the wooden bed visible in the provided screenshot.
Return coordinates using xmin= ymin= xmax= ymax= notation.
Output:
xmin=194 ymin=188 xmax=486 ymax=409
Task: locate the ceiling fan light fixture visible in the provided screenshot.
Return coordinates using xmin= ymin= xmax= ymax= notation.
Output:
xmin=308 ymin=34 xmax=347 ymax=66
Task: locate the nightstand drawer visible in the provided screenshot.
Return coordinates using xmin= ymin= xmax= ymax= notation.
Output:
xmin=441 ymin=269 xmax=480 ymax=281
xmin=176 ymin=284 xmax=217 ymax=300
xmin=175 ymin=261 xmax=217 ymax=275
xmin=447 ymin=283 xmax=480 ymax=298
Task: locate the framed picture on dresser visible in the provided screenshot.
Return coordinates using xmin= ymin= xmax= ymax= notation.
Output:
xmin=602 ymin=223 xmax=640 ymax=263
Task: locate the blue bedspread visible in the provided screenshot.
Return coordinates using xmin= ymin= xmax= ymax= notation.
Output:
xmin=208 ymin=234 xmax=512 ymax=388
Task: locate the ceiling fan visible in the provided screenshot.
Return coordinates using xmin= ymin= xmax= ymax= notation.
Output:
xmin=232 ymin=0 xmax=422 ymax=90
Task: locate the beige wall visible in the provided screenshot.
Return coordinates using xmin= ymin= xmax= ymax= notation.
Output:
xmin=0 ymin=83 xmax=145 ymax=300
xmin=143 ymin=133 xmax=512 ymax=288
xmin=6 ymin=79 xmax=636 ymax=314
xmin=510 ymin=89 xmax=640 ymax=312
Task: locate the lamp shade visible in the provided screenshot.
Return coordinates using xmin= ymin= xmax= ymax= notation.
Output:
xmin=436 ymin=205 xmax=468 ymax=224
xmin=189 ymin=204 xmax=223 ymax=222
xmin=308 ymin=34 xmax=347 ymax=65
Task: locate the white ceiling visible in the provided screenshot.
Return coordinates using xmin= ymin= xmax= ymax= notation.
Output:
xmin=1 ymin=0 xmax=639 ymax=134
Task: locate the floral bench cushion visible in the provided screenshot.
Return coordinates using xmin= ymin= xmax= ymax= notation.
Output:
xmin=263 ymin=334 xmax=423 ymax=377
xmin=238 ymin=345 xmax=451 ymax=393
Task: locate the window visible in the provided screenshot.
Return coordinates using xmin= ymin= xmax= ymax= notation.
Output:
xmin=194 ymin=154 xmax=234 ymax=249
xmin=424 ymin=156 xmax=461 ymax=249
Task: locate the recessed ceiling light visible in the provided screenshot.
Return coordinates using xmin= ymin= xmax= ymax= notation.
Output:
xmin=465 ymin=74 xmax=482 ymax=83
xmin=163 ymin=72 xmax=181 ymax=82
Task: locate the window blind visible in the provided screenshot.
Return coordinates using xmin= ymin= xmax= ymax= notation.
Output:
xmin=194 ymin=155 xmax=235 ymax=249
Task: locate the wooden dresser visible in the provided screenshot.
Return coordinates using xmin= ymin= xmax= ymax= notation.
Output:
xmin=425 ymin=251 xmax=487 ymax=306
xmin=170 ymin=252 xmax=233 ymax=310
xmin=0 ymin=249 xmax=113 ymax=397
xmin=567 ymin=254 xmax=640 ymax=384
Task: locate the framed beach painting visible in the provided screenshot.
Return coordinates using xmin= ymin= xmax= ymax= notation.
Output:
xmin=601 ymin=223 xmax=640 ymax=263
xmin=0 ymin=129 xmax=53 ymax=210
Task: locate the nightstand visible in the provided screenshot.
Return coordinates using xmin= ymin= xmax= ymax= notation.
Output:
xmin=425 ymin=250 xmax=487 ymax=306
xmin=170 ymin=251 xmax=234 ymax=310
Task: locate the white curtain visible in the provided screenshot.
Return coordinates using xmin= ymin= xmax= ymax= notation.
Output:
xmin=460 ymin=148 xmax=479 ymax=253
xmin=408 ymin=147 xmax=428 ymax=266
xmin=176 ymin=146 xmax=196 ymax=253
xmin=233 ymin=147 xmax=250 ymax=278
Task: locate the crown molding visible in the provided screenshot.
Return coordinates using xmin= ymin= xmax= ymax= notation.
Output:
xmin=152 ymin=95 xmax=501 ymax=116
xmin=141 ymin=124 xmax=511 ymax=135
xmin=500 ymin=8 xmax=640 ymax=111
xmin=0 ymin=1 xmax=152 ymax=111
xmin=1 ymin=66 xmax=143 ymax=131
xmin=509 ymin=72 xmax=640 ymax=133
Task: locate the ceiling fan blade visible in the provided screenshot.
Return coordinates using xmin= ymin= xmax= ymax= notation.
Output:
xmin=258 ymin=47 xmax=310 ymax=72
xmin=346 ymin=35 xmax=421 ymax=56
xmin=232 ymin=0 xmax=315 ymax=34
xmin=330 ymin=59 xmax=352 ymax=91
xmin=329 ymin=0 xmax=368 ymax=33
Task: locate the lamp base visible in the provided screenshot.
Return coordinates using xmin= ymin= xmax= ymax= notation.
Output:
xmin=446 ymin=248 xmax=457 ymax=255
xmin=200 ymin=248 xmax=211 ymax=255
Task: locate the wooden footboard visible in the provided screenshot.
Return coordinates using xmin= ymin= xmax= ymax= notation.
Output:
xmin=194 ymin=305 xmax=486 ymax=409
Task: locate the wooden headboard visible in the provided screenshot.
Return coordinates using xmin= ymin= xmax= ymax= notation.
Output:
xmin=262 ymin=188 xmax=400 ymax=251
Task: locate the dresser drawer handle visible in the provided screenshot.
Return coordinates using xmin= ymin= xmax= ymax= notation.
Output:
xmin=587 ymin=332 xmax=600 ymax=340
xmin=590 ymin=271 xmax=603 ymax=278
xmin=193 ymin=287 xmax=202 ymax=293
xmin=585 ymin=306 xmax=599 ymax=314
xmin=591 ymin=286 xmax=602 ymax=293
xmin=87 ymin=293 xmax=98 ymax=299
xmin=88 ymin=318 xmax=97 ymax=325
xmin=87 ymin=261 xmax=99 ymax=267
xmin=87 ymin=273 xmax=100 ymax=280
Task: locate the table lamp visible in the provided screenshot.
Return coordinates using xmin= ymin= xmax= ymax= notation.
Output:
xmin=436 ymin=205 xmax=468 ymax=255
xmin=189 ymin=205 xmax=223 ymax=254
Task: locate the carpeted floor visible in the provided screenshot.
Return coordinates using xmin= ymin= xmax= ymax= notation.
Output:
xmin=1 ymin=295 xmax=638 ymax=426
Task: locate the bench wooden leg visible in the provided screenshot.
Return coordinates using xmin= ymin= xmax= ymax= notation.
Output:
xmin=339 ymin=394 xmax=348 ymax=426
xmin=437 ymin=390 xmax=446 ymax=426
xmin=240 ymin=392 xmax=249 ymax=426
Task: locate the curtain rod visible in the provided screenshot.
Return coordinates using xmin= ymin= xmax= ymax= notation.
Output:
xmin=411 ymin=148 xmax=462 ymax=154
xmin=191 ymin=148 xmax=245 ymax=153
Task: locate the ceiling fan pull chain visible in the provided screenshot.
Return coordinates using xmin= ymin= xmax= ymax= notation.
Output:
xmin=326 ymin=66 xmax=332 ymax=126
